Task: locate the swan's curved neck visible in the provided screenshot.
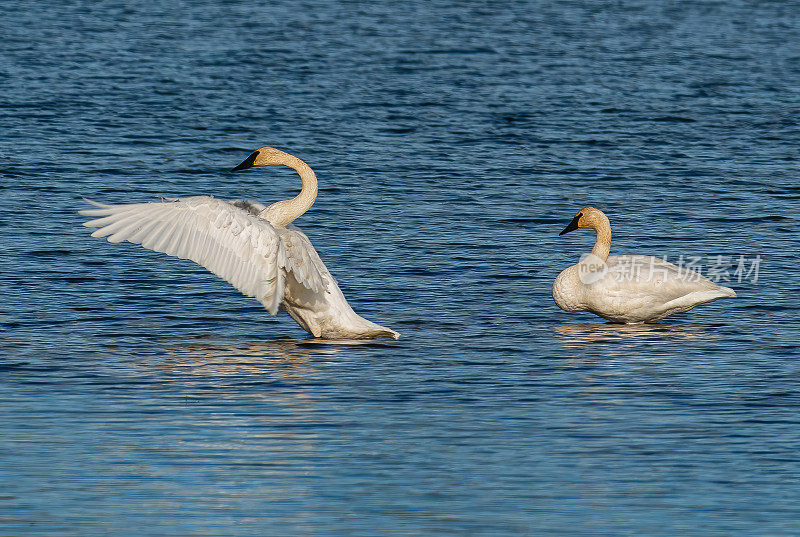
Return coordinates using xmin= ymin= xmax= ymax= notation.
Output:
xmin=590 ymin=218 xmax=612 ymax=261
xmin=262 ymin=154 xmax=318 ymax=227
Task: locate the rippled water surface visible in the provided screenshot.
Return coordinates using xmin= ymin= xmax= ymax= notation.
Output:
xmin=2 ymin=1 xmax=800 ymax=535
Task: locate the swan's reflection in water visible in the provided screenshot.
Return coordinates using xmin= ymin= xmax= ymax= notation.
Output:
xmin=158 ymin=337 xmax=342 ymax=378
xmin=552 ymin=322 xmax=723 ymax=349
xmin=157 ymin=335 xmax=395 ymax=379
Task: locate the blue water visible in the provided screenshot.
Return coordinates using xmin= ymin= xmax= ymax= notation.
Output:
xmin=2 ymin=1 xmax=800 ymax=535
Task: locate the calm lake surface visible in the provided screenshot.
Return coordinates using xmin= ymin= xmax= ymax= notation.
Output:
xmin=2 ymin=1 xmax=799 ymax=535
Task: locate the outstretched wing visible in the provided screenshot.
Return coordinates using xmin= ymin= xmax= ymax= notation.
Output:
xmin=79 ymin=196 xmax=286 ymax=314
xmin=276 ymin=225 xmax=332 ymax=296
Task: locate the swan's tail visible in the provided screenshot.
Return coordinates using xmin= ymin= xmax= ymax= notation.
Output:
xmin=347 ymin=314 xmax=401 ymax=340
xmin=685 ymin=285 xmax=737 ymax=308
xmin=282 ymin=300 xmax=400 ymax=340
xmin=361 ymin=323 xmax=401 ymax=340
xmin=717 ymin=285 xmax=737 ymax=298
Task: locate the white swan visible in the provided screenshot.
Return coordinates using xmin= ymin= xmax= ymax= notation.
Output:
xmin=552 ymin=207 xmax=736 ymax=323
xmin=79 ymin=146 xmax=400 ymax=340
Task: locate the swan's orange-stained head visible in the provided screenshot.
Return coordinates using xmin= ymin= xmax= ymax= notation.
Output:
xmin=559 ymin=206 xmax=609 ymax=235
xmin=231 ymin=146 xmax=293 ymax=171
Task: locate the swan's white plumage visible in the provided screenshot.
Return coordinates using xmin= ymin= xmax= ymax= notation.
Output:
xmin=278 ymin=225 xmax=330 ymax=296
xmin=81 ymin=196 xmax=288 ymax=315
xmin=79 ymin=146 xmax=399 ymax=340
xmin=553 ymin=207 xmax=736 ymax=323
xmin=554 ymin=254 xmax=736 ymax=323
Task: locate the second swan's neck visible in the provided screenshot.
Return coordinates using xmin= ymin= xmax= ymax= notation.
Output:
xmin=590 ymin=216 xmax=612 ymax=261
xmin=263 ymin=154 xmax=319 ymax=227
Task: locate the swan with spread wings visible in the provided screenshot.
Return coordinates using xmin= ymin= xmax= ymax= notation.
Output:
xmin=79 ymin=146 xmax=399 ymax=340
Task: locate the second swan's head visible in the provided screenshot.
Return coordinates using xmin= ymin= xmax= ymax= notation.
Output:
xmin=231 ymin=146 xmax=294 ymax=171
xmin=559 ymin=206 xmax=610 ymax=235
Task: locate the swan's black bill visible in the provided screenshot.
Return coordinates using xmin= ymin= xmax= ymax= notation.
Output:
xmin=231 ymin=150 xmax=260 ymax=172
xmin=559 ymin=213 xmax=582 ymax=235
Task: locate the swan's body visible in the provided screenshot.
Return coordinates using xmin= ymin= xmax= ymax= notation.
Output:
xmin=553 ymin=207 xmax=735 ymax=323
xmin=79 ymin=146 xmax=399 ymax=340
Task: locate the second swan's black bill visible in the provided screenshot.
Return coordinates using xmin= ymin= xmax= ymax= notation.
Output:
xmin=559 ymin=213 xmax=582 ymax=235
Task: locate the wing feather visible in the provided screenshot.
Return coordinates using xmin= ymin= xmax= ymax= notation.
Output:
xmin=80 ymin=196 xmax=286 ymax=314
xmin=276 ymin=226 xmax=331 ymax=295
xmin=600 ymin=255 xmax=723 ymax=301
xmin=162 ymin=210 xmax=189 ymax=257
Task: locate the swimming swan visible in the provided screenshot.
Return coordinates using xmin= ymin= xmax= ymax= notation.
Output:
xmin=79 ymin=146 xmax=400 ymax=340
xmin=552 ymin=207 xmax=736 ymax=323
